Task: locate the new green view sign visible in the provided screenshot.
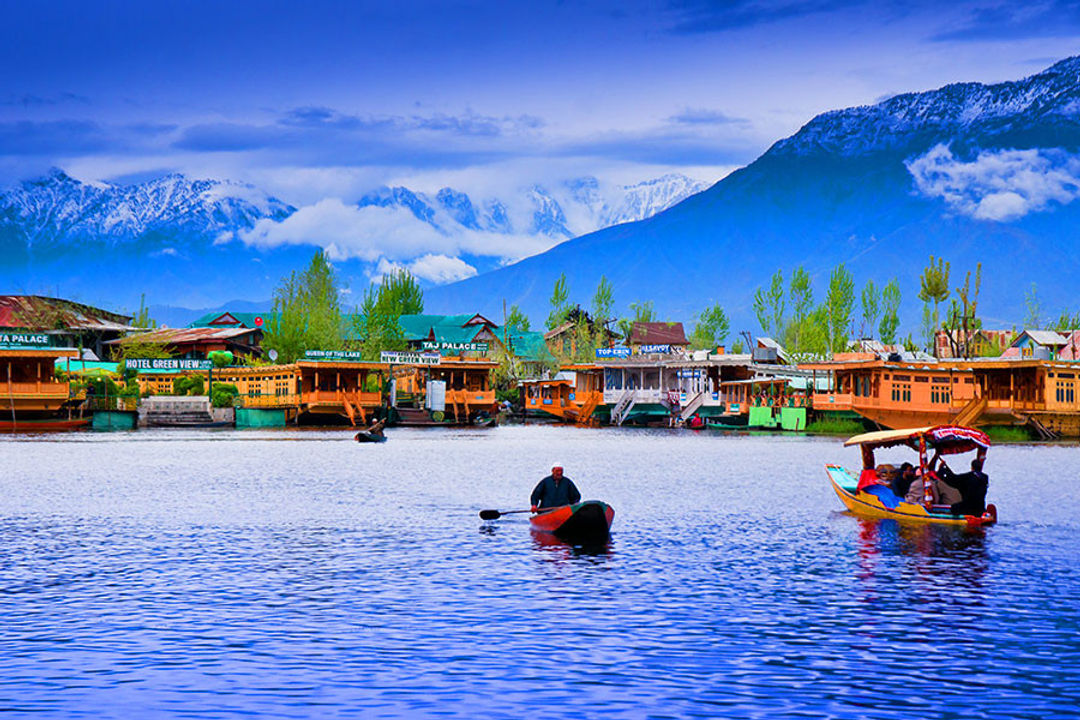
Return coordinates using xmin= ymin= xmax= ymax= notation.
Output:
xmin=126 ymin=358 xmax=214 ymax=371
xmin=421 ymin=341 xmax=489 ymax=352
xmin=0 ymin=332 xmax=50 ymax=347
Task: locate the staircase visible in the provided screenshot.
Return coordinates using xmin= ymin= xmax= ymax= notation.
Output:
xmin=954 ymin=394 xmax=988 ymax=427
xmin=576 ymin=394 xmax=601 ymax=425
xmin=680 ymin=392 xmax=706 ymax=421
xmin=610 ymin=390 xmax=636 ymax=427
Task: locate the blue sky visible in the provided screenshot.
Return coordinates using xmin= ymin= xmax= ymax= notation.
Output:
xmin=3 ymin=1 xmax=1080 ymax=215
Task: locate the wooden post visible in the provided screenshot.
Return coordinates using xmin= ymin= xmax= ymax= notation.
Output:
xmin=919 ymin=435 xmax=932 ymax=508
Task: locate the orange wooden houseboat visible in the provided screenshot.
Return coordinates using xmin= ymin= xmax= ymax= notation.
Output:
xmin=1 ymin=343 xmax=84 ymax=430
xmin=521 ymin=365 xmax=606 ymax=425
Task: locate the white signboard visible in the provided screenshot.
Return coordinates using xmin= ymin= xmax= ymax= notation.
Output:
xmin=380 ymin=351 xmax=441 ymax=365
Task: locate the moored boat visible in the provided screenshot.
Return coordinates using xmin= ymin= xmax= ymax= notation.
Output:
xmin=827 ymin=425 xmax=997 ymax=527
xmin=530 ymin=500 xmax=615 ymax=542
xmin=354 ymin=430 xmax=387 ymax=443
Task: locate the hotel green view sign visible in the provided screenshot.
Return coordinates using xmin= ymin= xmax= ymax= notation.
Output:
xmin=0 ymin=332 xmax=51 ymax=347
xmin=125 ymin=358 xmax=214 ymax=371
xmin=421 ymin=341 xmax=489 ymax=353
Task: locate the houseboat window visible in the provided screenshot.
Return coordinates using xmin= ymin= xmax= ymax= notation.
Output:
xmin=1060 ymin=373 xmax=1075 ymax=379
xmin=605 ymin=369 xmax=622 ymax=391
xmin=915 ymin=376 xmax=929 ymax=383
xmin=964 ymin=378 xmax=974 ymax=384
xmin=645 ymin=370 xmax=660 ymax=389
xmin=932 ymin=377 xmax=949 ymax=383
xmin=892 ymin=374 xmax=910 ymax=382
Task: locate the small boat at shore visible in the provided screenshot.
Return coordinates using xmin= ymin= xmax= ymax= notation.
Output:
xmin=354 ymin=430 xmax=387 ymax=443
xmin=827 ymin=425 xmax=997 ymax=527
xmin=530 ymin=500 xmax=615 ymax=542
xmin=0 ymin=417 xmax=90 ymax=432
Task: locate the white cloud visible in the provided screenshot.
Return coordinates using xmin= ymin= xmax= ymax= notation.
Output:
xmin=907 ymin=144 xmax=1080 ymax=221
xmin=373 ymin=254 xmax=478 ymax=284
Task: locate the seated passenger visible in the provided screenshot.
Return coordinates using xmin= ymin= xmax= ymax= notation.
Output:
xmin=890 ymin=462 xmax=916 ymax=498
xmin=937 ymin=458 xmax=989 ymax=516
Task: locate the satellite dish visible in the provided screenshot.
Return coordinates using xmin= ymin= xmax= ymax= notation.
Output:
xmin=269 ymin=349 xmax=279 ymax=362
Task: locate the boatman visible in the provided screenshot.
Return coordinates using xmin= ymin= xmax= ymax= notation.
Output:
xmin=531 ymin=463 xmax=581 ymax=511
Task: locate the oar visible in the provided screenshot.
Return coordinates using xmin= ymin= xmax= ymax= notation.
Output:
xmin=479 ymin=508 xmax=535 ymax=520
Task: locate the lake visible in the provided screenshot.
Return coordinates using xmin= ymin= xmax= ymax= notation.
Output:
xmin=1 ymin=425 xmax=1078 ymax=718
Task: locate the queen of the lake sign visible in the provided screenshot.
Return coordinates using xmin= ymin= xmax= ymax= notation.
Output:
xmin=0 ymin=333 xmax=50 ymax=347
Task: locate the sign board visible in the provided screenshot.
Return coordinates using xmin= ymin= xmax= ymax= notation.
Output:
xmin=381 ymin=351 xmax=441 ymax=365
xmin=639 ymin=344 xmax=672 ymax=354
xmin=0 ymin=332 xmax=50 ymax=347
xmin=596 ymin=346 xmax=631 ymax=359
xmin=125 ymin=358 xmax=214 ymax=371
xmin=304 ymin=350 xmax=366 ymax=361
xmin=421 ymin=341 xmax=489 ymax=353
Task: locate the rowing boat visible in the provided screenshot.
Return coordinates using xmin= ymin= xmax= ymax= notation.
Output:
xmin=827 ymin=425 xmax=997 ymax=527
xmin=530 ymin=500 xmax=614 ymax=542
xmin=354 ymin=430 xmax=387 ymax=443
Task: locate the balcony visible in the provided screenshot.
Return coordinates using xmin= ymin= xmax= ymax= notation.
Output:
xmin=812 ymin=393 xmax=853 ymax=411
xmin=3 ymin=381 xmax=70 ymax=398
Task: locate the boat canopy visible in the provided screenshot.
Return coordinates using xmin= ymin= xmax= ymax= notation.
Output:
xmin=844 ymin=425 xmax=991 ymax=455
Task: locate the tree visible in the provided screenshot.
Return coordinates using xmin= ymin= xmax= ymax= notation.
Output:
xmin=353 ymin=268 xmax=424 ymax=360
xmin=1054 ymin=310 xmax=1080 ymax=332
xmin=918 ymin=255 xmax=950 ymax=346
xmin=859 ymin=279 xmax=879 ymax=340
xmin=616 ymin=300 xmax=655 ymax=341
xmin=263 ymin=250 xmax=347 ymax=363
xmin=943 ymin=263 xmax=982 ymax=358
xmin=1024 ymin=283 xmax=1043 ymax=330
xmin=132 ymin=293 xmax=156 ymax=329
xmin=878 ymin=279 xmax=901 ymax=345
xmin=920 ymin=302 xmax=935 ymax=354
xmin=823 ymin=263 xmax=855 ymax=354
xmin=504 ymin=304 xmax=530 ymax=333
xmin=753 ymin=269 xmax=785 ymax=338
xmin=689 ymin=304 xmax=730 ymax=351
xmin=786 ymin=267 xmax=813 ymax=352
xmin=546 ymin=273 xmax=571 ymax=330
xmin=588 ymin=275 xmax=615 ymax=352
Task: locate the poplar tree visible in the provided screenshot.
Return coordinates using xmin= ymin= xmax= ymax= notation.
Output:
xmin=263 ymin=250 xmax=347 ymax=362
xmin=878 ymin=279 xmax=901 ymax=345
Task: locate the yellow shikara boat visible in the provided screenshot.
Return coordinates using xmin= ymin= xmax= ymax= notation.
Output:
xmin=826 ymin=425 xmax=997 ymax=527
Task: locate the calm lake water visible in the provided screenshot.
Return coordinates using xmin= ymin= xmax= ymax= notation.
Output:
xmin=1 ymin=425 xmax=1078 ymax=719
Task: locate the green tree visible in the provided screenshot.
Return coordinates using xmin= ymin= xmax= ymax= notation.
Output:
xmin=504 ymin=304 xmax=530 ymax=333
xmin=786 ymin=267 xmax=813 ymax=352
xmin=942 ymin=263 xmax=982 ymax=358
xmin=1024 ymin=282 xmax=1043 ymax=330
xmin=920 ymin=302 xmax=935 ymax=353
xmin=918 ymin=255 xmax=950 ymax=343
xmin=823 ymin=263 xmax=855 ymax=353
xmin=353 ymin=269 xmax=425 ymax=360
xmin=616 ymin=300 xmax=655 ymax=341
xmin=546 ymin=273 xmax=571 ymax=330
xmin=1053 ymin=310 xmax=1080 ymax=332
xmin=753 ymin=269 xmax=785 ymax=337
xmin=263 ymin=250 xmax=347 ymax=363
xmin=860 ymin=279 xmax=879 ymax=340
xmin=689 ymin=304 xmax=730 ymax=351
xmin=132 ymin=293 xmax=156 ymax=329
xmin=878 ymin=279 xmax=901 ymax=345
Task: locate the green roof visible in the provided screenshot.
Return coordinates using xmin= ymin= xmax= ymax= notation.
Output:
xmin=504 ymin=331 xmax=554 ymax=362
xmin=188 ymin=311 xmax=279 ymax=329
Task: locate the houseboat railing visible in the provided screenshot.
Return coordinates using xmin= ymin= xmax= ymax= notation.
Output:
xmin=4 ymin=381 xmax=69 ymax=396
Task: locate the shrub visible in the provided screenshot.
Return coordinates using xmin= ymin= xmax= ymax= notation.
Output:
xmin=211 ymin=382 xmax=239 ymax=408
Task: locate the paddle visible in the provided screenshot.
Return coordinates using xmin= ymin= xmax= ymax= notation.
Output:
xmin=479 ymin=508 xmax=535 ymax=520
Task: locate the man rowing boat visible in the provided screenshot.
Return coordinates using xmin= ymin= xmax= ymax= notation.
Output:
xmin=530 ymin=463 xmax=581 ymax=511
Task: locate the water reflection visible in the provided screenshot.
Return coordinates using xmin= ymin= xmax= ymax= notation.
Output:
xmin=530 ymin=529 xmax=614 ymax=561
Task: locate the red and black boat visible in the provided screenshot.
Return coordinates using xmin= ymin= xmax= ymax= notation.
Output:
xmin=529 ymin=500 xmax=615 ymax=543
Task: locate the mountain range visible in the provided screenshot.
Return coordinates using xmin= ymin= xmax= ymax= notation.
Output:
xmin=427 ymin=56 xmax=1080 ymax=332
xmin=0 ymin=170 xmax=704 ymax=317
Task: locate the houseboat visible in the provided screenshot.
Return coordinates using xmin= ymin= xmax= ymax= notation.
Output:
xmin=388 ymin=355 xmax=498 ymax=426
xmin=521 ymin=365 xmax=606 ymax=425
xmin=1 ymin=340 xmax=84 ymax=430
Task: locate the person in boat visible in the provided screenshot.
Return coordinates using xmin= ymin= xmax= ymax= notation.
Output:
xmin=367 ymin=418 xmax=386 ymax=438
xmin=530 ymin=463 xmax=581 ymax=511
xmin=890 ymin=462 xmax=916 ymax=498
xmin=937 ymin=458 xmax=989 ymax=516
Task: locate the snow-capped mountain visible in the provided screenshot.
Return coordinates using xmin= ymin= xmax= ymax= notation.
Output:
xmin=426 ymin=56 xmax=1080 ymax=329
xmin=773 ymin=56 xmax=1080 ymax=158
xmin=0 ymin=169 xmax=294 ymax=253
xmin=356 ymin=174 xmax=707 ymax=240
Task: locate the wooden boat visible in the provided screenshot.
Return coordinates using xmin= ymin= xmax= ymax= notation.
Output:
xmin=827 ymin=425 xmax=997 ymax=527
xmin=530 ymin=501 xmax=615 ymax=542
xmin=354 ymin=430 xmax=387 ymax=443
xmin=0 ymin=417 xmax=90 ymax=432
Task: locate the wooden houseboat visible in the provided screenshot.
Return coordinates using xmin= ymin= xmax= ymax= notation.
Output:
xmin=521 ymin=365 xmax=606 ymax=425
xmin=1 ymin=342 xmax=84 ymax=430
xmin=295 ymin=357 xmax=386 ymax=425
xmin=602 ymin=358 xmax=682 ymax=426
xmin=389 ymin=356 xmax=498 ymax=426
xmin=802 ymin=357 xmax=981 ymax=430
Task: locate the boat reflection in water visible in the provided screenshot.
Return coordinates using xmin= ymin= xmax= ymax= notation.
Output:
xmin=530 ymin=528 xmax=614 ymax=561
xmin=853 ymin=517 xmax=990 ymax=604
